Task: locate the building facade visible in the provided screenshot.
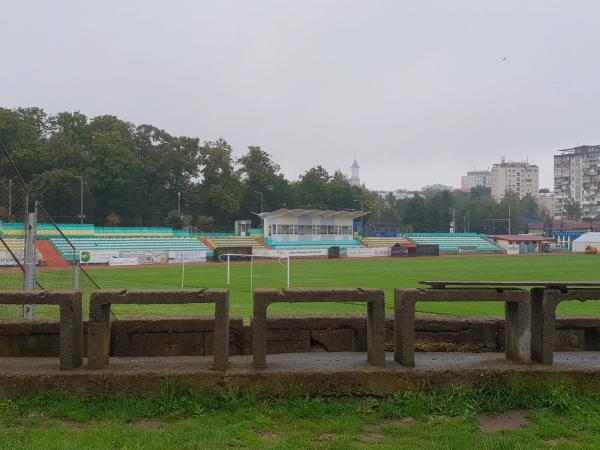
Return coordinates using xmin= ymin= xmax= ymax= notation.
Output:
xmin=461 ymin=170 xmax=491 ymax=192
xmin=257 ymin=209 xmax=367 ymax=241
xmin=422 ymin=183 xmax=454 ymax=193
xmin=554 ymin=145 xmax=600 ymax=219
xmin=490 ymin=160 xmax=539 ymax=201
xmin=535 ymin=190 xmax=555 ymax=216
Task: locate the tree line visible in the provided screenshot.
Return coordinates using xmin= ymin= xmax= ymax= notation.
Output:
xmin=0 ymin=107 xmax=547 ymax=233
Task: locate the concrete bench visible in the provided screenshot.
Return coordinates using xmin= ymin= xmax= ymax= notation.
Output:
xmin=0 ymin=290 xmax=82 ymax=370
xmin=394 ymin=287 xmax=531 ymax=366
xmin=88 ymin=289 xmax=229 ymax=371
xmin=252 ymin=288 xmax=385 ymax=369
xmin=531 ymin=287 xmax=600 ymax=364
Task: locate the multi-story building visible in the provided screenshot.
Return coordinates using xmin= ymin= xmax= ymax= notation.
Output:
xmin=422 ymin=183 xmax=454 ymax=193
xmin=535 ymin=189 xmax=555 ymax=215
xmin=375 ymin=189 xmax=416 ymax=200
xmin=554 ymin=145 xmax=600 ymax=219
xmin=461 ymin=170 xmax=491 ymax=192
xmin=491 ymin=159 xmax=539 ymax=201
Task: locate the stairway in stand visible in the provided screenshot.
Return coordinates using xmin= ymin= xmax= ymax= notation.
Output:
xmin=35 ymin=240 xmax=70 ymax=268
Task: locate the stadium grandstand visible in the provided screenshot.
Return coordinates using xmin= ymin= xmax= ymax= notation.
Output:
xmin=399 ymin=233 xmax=502 ymax=254
xmin=95 ymin=227 xmax=174 ymax=238
xmin=202 ymin=235 xmax=266 ymax=250
xmin=0 ymin=216 xmax=505 ymax=267
xmin=50 ymin=237 xmax=208 ymax=261
xmin=361 ymin=237 xmax=415 ymax=248
xmin=0 ymin=238 xmax=42 ymax=266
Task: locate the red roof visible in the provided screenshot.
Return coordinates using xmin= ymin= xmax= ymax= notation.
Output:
xmin=488 ymin=235 xmax=549 ymax=242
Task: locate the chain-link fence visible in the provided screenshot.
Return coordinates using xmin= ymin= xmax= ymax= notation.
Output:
xmin=0 ymin=139 xmax=101 ymax=320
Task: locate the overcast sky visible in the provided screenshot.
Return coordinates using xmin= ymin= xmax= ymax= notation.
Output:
xmin=2 ymin=1 xmax=599 ymax=190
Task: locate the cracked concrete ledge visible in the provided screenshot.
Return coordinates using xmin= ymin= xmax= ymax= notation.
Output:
xmin=2 ymin=352 xmax=600 ymax=397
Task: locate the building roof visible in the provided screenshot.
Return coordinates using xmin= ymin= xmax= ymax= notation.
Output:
xmin=573 ymin=232 xmax=600 ymax=243
xmin=351 ymin=159 xmax=360 ymax=169
xmin=255 ymin=209 xmax=368 ymax=220
xmin=488 ymin=234 xmax=549 ymax=242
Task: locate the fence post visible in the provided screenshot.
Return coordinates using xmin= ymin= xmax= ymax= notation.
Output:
xmin=23 ymin=209 xmax=37 ymax=319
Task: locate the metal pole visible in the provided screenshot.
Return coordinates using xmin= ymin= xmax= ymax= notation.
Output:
xmin=250 ymin=255 xmax=253 ymax=294
xmin=256 ymin=191 xmax=263 ymax=213
xmin=23 ymin=208 xmax=37 ymax=319
xmin=80 ymin=176 xmax=83 ymax=224
xmin=227 ymin=254 xmax=230 ymax=285
xmin=467 ymin=209 xmax=470 ymax=232
xmin=508 ymin=206 xmax=511 ymax=235
xmin=8 ymin=178 xmax=12 ymax=219
xmin=178 ymin=191 xmax=181 ymax=215
xmin=181 ymin=258 xmax=185 ymax=288
xmin=287 ymin=256 xmax=290 ymax=288
xmin=75 ymin=176 xmax=84 ymax=224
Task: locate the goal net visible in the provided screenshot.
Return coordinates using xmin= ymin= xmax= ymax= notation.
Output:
xmin=218 ymin=253 xmax=290 ymax=293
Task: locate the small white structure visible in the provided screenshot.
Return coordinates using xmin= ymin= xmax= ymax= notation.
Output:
xmin=234 ymin=220 xmax=252 ymax=236
xmin=256 ymin=209 xmax=367 ymax=242
xmin=350 ymin=159 xmax=361 ymax=187
xmin=572 ymin=232 xmax=600 ymax=253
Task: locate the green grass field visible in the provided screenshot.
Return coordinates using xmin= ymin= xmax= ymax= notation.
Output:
xmin=2 ymin=254 xmax=600 ymax=320
xmin=84 ymin=254 xmax=600 ymax=320
xmin=2 ymin=380 xmax=600 ymax=449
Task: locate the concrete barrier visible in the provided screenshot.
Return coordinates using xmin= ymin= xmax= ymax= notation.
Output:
xmin=531 ymin=287 xmax=600 ymax=364
xmin=395 ymin=288 xmax=531 ymax=366
xmin=87 ymin=289 xmax=229 ymax=371
xmin=252 ymin=288 xmax=385 ymax=369
xmin=0 ymin=290 xmax=82 ymax=370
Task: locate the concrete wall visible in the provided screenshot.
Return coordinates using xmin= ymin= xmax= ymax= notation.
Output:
xmin=1 ymin=314 xmax=599 ymax=357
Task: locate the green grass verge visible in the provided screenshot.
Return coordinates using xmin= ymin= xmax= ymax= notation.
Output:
xmin=2 ymin=380 xmax=600 ymax=449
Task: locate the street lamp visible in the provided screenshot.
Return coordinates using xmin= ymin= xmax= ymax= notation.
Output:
xmin=255 ymin=191 xmax=264 ymax=213
xmin=75 ymin=176 xmax=84 ymax=224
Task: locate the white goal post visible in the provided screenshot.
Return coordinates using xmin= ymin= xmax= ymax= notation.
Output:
xmin=218 ymin=253 xmax=291 ymax=292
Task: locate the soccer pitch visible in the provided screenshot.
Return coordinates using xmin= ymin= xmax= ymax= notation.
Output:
xmin=83 ymin=254 xmax=600 ymax=320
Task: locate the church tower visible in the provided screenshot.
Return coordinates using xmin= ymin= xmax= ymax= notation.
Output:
xmin=350 ymin=159 xmax=360 ymax=187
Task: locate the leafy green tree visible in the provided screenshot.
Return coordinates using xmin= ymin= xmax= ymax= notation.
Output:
xmin=296 ymin=166 xmax=331 ymax=209
xmin=30 ymin=169 xmax=82 ymax=220
xmin=564 ymin=199 xmax=582 ymax=220
xmin=104 ymin=213 xmax=122 ymax=227
xmin=238 ymin=146 xmax=289 ymax=217
xmin=190 ymin=139 xmax=242 ymax=227
xmin=166 ymin=210 xmax=183 ymax=229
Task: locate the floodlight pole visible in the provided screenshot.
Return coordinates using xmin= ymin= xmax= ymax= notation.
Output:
xmin=256 ymin=191 xmax=264 ymax=213
xmin=75 ymin=175 xmax=84 ymax=224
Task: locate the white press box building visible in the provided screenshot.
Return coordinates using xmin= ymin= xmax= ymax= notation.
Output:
xmin=256 ymin=209 xmax=367 ymax=244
